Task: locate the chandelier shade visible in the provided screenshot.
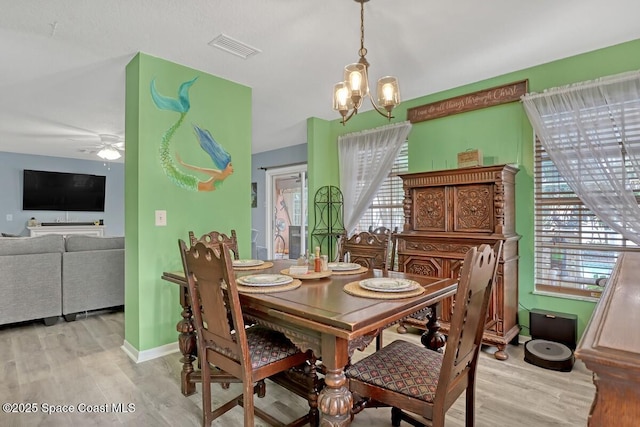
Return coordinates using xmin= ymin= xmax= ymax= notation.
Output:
xmin=333 ymin=0 xmax=400 ymax=125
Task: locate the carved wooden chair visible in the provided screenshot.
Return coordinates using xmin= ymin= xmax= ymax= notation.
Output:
xmin=179 ymin=240 xmax=315 ymax=427
xmin=347 ymin=242 xmax=502 ymax=427
xmin=188 ymin=229 xmax=239 ymax=260
xmin=338 ymin=230 xmax=390 ymax=271
xmin=368 ymin=226 xmax=399 ymax=271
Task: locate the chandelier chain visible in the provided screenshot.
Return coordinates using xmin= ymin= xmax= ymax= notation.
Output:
xmin=358 ymin=0 xmax=367 ymax=59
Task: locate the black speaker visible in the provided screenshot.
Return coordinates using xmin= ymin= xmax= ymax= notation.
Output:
xmin=524 ymin=309 xmax=577 ymax=372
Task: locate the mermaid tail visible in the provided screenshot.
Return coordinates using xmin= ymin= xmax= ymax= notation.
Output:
xmin=150 ymin=77 xmax=232 ymax=192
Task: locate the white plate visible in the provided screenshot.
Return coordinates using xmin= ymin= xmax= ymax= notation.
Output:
xmin=327 ymin=262 xmax=362 ymax=271
xmin=237 ymin=274 xmax=293 ymax=287
xmin=233 ymin=259 xmax=264 ymax=267
xmin=359 ymin=278 xmax=420 ymax=293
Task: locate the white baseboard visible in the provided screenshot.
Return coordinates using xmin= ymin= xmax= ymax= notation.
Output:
xmin=518 ymin=334 xmax=531 ymax=345
xmin=121 ymin=340 xmax=179 ymax=363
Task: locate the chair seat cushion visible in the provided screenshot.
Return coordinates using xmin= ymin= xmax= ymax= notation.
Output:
xmin=345 ymin=339 xmax=442 ymax=403
xmin=246 ymin=325 xmax=302 ymax=369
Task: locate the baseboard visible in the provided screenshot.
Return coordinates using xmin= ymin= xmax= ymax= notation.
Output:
xmin=518 ymin=334 xmax=531 ymax=345
xmin=121 ymin=340 xmax=179 ymax=363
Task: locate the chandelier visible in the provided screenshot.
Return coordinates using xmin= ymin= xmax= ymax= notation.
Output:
xmin=333 ymin=0 xmax=400 ymax=125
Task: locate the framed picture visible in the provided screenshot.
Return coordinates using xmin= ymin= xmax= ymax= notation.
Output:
xmin=251 ymin=182 xmax=257 ymax=208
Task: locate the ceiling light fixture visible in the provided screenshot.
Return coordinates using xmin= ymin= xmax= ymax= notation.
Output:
xmin=97 ymin=147 xmax=121 ymax=160
xmin=333 ymin=0 xmax=400 ymax=125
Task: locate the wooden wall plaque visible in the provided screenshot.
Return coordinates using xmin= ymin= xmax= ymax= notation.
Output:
xmin=407 ymin=80 xmax=528 ymax=123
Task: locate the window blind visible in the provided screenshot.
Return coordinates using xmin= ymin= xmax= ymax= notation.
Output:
xmin=357 ymin=141 xmax=408 ymax=232
xmin=534 ymin=136 xmax=640 ymax=299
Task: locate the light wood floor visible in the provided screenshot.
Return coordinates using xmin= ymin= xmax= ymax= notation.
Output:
xmin=0 ymin=310 xmax=595 ymax=426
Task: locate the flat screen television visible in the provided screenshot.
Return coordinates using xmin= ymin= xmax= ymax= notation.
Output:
xmin=22 ymin=169 xmax=106 ymax=212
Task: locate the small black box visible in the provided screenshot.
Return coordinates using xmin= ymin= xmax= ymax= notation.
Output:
xmin=529 ymin=309 xmax=577 ymax=350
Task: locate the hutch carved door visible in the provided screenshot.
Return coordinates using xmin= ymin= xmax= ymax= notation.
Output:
xmin=396 ymin=164 xmax=520 ymax=360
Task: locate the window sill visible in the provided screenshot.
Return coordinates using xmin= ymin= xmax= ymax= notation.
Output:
xmin=532 ymin=289 xmax=599 ymax=303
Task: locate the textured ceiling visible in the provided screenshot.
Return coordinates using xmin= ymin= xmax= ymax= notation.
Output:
xmin=1 ymin=0 xmax=640 ymax=162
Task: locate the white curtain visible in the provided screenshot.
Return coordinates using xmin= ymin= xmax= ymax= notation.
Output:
xmin=338 ymin=121 xmax=412 ymax=234
xmin=521 ymin=70 xmax=640 ymax=244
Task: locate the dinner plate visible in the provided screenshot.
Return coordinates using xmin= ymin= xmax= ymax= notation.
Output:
xmin=359 ymin=278 xmax=421 ymax=293
xmin=327 ymin=262 xmax=362 ymax=271
xmin=233 ymin=259 xmax=265 ymax=268
xmin=237 ymin=274 xmax=293 ymax=287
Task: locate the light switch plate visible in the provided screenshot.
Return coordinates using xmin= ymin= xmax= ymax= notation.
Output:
xmin=155 ymin=210 xmax=167 ymax=226
xmin=6 ymin=214 xmax=12 ymax=221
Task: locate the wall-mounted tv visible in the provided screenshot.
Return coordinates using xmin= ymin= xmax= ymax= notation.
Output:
xmin=22 ymin=169 xmax=106 ymax=212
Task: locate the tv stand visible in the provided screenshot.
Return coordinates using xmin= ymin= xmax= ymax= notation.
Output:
xmin=28 ymin=225 xmax=105 ymax=237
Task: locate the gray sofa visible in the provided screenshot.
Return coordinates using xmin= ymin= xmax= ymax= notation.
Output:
xmin=62 ymin=235 xmax=125 ymax=321
xmin=0 ymin=234 xmax=124 ymax=326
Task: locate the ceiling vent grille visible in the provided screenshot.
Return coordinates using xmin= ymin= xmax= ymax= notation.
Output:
xmin=208 ymin=34 xmax=261 ymax=59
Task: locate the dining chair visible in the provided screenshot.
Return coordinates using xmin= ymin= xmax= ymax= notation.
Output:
xmin=188 ymin=229 xmax=240 ymax=260
xmin=368 ymin=226 xmax=399 ymax=271
xmin=346 ymin=242 xmax=502 ymax=427
xmin=338 ymin=230 xmax=390 ymax=271
xmin=179 ymin=239 xmax=315 ymax=427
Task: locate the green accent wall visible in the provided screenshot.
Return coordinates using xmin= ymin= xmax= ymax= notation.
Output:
xmin=125 ymin=53 xmax=251 ymax=351
xmin=308 ymin=38 xmax=640 ymax=339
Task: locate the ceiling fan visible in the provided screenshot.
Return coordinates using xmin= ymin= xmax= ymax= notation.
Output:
xmin=77 ymin=134 xmax=125 ymax=160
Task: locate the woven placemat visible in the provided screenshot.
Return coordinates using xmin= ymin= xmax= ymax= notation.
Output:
xmin=234 ymin=261 xmax=274 ymax=271
xmin=280 ymin=269 xmax=332 ymax=280
xmin=238 ymin=279 xmax=301 ymax=294
xmin=331 ymin=266 xmax=369 ymax=275
xmin=343 ymin=281 xmax=425 ymax=299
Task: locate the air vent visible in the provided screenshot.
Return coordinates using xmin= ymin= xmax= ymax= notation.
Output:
xmin=208 ymin=34 xmax=261 ymax=59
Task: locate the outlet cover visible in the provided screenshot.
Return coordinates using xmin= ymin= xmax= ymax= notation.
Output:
xmin=155 ymin=210 xmax=167 ymax=226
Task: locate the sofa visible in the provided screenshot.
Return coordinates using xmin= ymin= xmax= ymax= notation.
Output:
xmin=0 ymin=234 xmax=124 ymax=326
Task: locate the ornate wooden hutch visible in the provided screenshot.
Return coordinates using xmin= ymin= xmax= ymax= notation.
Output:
xmin=396 ymin=164 xmax=520 ymax=360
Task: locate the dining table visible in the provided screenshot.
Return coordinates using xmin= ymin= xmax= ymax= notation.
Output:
xmin=161 ymin=259 xmax=457 ymax=427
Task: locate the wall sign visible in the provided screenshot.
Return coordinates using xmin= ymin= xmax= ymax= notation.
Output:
xmin=407 ymin=80 xmax=528 ymax=123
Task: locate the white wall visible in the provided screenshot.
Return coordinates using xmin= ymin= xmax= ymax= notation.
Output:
xmin=0 ymin=152 xmax=124 ymax=236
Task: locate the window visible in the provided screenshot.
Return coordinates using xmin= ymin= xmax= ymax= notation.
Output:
xmin=356 ymin=141 xmax=408 ymax=233
xmin=534 ymin=138 xmax=640 ymax=299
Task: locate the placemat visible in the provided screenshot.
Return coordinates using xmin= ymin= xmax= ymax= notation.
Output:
xmin=237 ymin=279 xmax=301 ymax=294
xmin=343 ymin=281 xmax=425 ymax=299
xmin=233 ymin=261 xmax=274 ymax=271
xmin=280 ymin=269 xmax=332 ymax=280
xmin=331 ymin=265 xmax=369 ymax=275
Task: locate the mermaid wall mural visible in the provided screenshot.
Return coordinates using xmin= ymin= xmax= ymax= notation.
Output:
xmin=150 ymin=76 xmax=233 ymax=191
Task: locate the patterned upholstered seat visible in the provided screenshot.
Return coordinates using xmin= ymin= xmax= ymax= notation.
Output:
xmin=346 ymin=339 xmax=442 ymax=403
xmin=347 ymin=242 xmax=502 ymax=427
xmin=208 ymin=325 xmax=301 ymax=368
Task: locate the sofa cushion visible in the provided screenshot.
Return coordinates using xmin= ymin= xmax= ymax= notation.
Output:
xmin=65 ymin=235 xmax=124 ymax=252
xmin=0 ymin=234 xmax=65 ymax=256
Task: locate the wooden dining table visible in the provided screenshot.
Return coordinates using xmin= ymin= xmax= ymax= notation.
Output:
xmin=161 ymin=259 xmax=457 ymax=427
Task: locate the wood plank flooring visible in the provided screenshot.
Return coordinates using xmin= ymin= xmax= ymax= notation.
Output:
xmin=0 ymin=311 xmax=595 ymax=426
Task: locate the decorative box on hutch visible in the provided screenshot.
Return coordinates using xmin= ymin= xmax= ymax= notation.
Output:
xmin=396 ymin=164 xmax=520 ymax=360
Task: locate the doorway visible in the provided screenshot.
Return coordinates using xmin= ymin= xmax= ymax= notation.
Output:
xmin=265 ymin=165 xmax=307 ymax=260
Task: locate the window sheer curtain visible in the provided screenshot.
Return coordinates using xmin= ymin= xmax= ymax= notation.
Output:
xmin=522 ymin=70 xmax=640 ymax=244
xmin=338 ymin=121 xmax=412 ymax=234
